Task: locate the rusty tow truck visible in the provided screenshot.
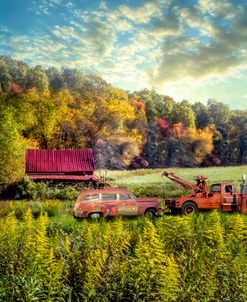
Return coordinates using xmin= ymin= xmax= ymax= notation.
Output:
xmin=163 ymin=171 xmax=247 ymax=215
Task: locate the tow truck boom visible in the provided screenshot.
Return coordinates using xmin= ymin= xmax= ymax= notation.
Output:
xmin=162 ymin=171 xmax=208 ymax=197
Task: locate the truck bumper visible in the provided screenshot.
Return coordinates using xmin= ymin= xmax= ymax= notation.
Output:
xmin=165 ymin=199 xmax=177 ymax=208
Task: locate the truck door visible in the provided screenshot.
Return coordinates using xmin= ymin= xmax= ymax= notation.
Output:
xmin=222 ymin=185 xmax=238 ymax=212
xmin=209 ymin=184 xmax=222 ymax=208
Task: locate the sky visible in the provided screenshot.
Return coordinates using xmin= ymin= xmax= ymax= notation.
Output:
xmin=0 ymin=0 xmax=247 ymax=109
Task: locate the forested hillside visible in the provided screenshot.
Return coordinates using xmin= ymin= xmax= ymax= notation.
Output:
xmin=1 ymin=55 xmax=247 ymax=184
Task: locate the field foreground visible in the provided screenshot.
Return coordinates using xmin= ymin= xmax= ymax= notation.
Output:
xmin=0 ymin=166 xmax=247 ymax=301
xmin=0 ymin=210 xmax=246 ymax=302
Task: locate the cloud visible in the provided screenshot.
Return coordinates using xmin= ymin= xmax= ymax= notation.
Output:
xmin=152 ymin=2 xmax=247 ymax=87
xmin=31 ymin=0 xmax=65 ymax=15
xmin=1 ymin=0 xmax=247 ymax=108
xmin=198 ymin=0 xmax=235 ymax=19
xmin=118 ymin=2 xmax=159 ymax=24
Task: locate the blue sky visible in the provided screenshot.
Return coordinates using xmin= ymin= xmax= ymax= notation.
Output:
xmin=0 ymin=0 xmax=247 ymax=109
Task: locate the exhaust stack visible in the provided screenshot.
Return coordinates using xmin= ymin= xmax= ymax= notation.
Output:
xmin=240 ymin=174 xmax=247 ymax=214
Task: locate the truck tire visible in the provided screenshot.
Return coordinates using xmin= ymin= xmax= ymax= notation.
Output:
xmin=181 ymin=202 xmax=198 ymax=215
xmin=145 ymin=208 xmax=156 ymax=218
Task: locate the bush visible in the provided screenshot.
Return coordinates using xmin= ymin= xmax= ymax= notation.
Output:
xmin=15 ymin=178 xmax=78 ymax=201
xmin=0 ymin=211 xmax=246 ymax=301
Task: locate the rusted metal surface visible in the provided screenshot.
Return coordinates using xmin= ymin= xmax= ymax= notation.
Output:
xmin=26 ymin=149 xmax=95 ymax=174
xmin=74 ymin=188 xmax=162 ymax=218
xmin=240 ymin=180 xmax=247 ymax=214
xmin=163 ymin=170 xmax=243 ymax=214
xmin=162 ymin=171 xmax=208 ymax=197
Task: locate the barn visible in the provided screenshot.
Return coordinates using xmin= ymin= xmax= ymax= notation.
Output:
xmin=25 ymin=148 xmax=98 ymax=182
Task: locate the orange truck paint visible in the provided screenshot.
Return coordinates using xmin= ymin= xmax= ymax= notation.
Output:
xmin=163 ymin=171 xmax=244 ymax=214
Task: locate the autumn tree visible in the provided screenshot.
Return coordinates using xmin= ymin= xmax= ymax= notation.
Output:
xmin=172 ymin=100 xmax=195 ymax=128
xmin=192 ymin=102 xmax=211 ymax=129
xmin=207 ymin=100 xmax=232 ymax=164
xmin=230 ymin=110 xmax=247 ymax=164
xmin=0 ymin=58 xmax=12 ymax=93
xmin=46 ymin=66 xmax=66 ymax=92
xmin=0 ymin=104 xmax=27 ymax=184
xmin=26 ymin=65 xmax=49 ymax=93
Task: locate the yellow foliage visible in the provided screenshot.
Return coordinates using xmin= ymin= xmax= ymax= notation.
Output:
xmin=83 ymin=248 xmax=107 ymax=299
xmin=183 ymin=126 xmax=214 ymax=164
xmin=34 ymin=213 xmax=50 ymax=263
xmin=105 ymin=99 xmax=136 ymax=122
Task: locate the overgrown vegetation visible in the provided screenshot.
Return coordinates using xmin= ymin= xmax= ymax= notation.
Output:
xmin=0 ymin=166 xmax=246 ymax=301
xmin=0 ymin=205 xmax=246 ymax=301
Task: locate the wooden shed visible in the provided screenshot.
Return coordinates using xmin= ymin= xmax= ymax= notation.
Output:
xmin=25 ymin=149 xmax=98 ymax=182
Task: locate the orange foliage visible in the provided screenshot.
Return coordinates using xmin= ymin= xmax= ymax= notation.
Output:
xmin=172 ymin=122 xmax=183 ymax=137
xmin=26 ymin=87 xmax=37 ymax=95
xmin=132 ymin=99 xmax=145 ymax=115
xmin=11 ymin=83 xmax=23 ymax=94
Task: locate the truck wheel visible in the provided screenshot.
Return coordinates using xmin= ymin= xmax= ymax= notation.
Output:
xmin=89 ymin=213 xmax=102 ymax=220
xmin=145 ymin=208 xmax=156 ymax=218
xmin=182 ymin=202 xmax=198 ymax=215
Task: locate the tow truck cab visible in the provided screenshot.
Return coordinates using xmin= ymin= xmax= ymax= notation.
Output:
xmin=165 ymin=182 xmax=240 ymax=214
xmin=208 ymin=183 xmax=240 ymax=211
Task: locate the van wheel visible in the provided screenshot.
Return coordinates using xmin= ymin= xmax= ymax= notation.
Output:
xmin=145 ymin=209 xmax=156 ymax=218
xmin=182 ymin=202 xmax=198 ymax=215
xmin=89 ymin=213 xmax=102 ymax=219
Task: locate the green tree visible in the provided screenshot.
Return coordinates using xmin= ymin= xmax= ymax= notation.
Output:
xmin=26 ymin=65 xmax=49 ymax=93
xmin=192 ymin=101 xmax=211 ymax=129
xmin=0 ymin=59 xmax=12 ymax=93
xmin=172 ymin=100 xmax=195 ymax=128
xmin=207 ymin=100 xmax=232 ymax=164
xmin=0 ymin=105 xmax=27 ymax=184
xmin=46 ymin=66 xmax=66 ymax=92
xmin=230 ymin=111 xmax=247 ymax=164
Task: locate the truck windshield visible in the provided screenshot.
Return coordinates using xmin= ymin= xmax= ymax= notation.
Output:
xmin=225 ymin=185 xmax=235 ymax=193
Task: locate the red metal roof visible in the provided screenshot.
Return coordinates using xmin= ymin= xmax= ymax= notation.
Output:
xmin=28 ymin=174 xmax=99 ymax=181
xmin=26 ymin=149 xmax=95 ymax=173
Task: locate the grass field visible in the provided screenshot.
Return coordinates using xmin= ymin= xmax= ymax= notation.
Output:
xmin=99 ymin=165 xmax=247 ymax=198
xmin=0 ymin=166 xmax=246 ymax=301
xmin=105 ymin=165 xmax=247 ymax=185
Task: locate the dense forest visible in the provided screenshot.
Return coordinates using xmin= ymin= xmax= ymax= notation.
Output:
xmin=0 ymin=55 xmax=247 ymax=184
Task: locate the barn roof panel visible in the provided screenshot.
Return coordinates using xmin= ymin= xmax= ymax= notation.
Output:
xmin=25 ymin=149 xmax=95 ymax=173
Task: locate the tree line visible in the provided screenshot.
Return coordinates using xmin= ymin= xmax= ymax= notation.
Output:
xmin=0 ymin=55 xmax=247 ymax=184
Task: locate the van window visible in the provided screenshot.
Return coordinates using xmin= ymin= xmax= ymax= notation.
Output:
xmin=119 ymin=194 xmax=132 ymax=200
xmin=101 ymin=194 xmax=117 ymax=201
xmin=82 ymin=194 xmax=99 ymax=201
